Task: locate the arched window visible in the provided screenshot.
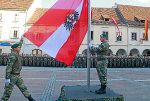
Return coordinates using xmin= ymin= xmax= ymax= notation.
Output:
xmin=32 ymin=49 xmax=42 ymax=56
xmin=142 ymin=49 xmax=150 ymax=56
xmin=116 ymin=49 xmax=127 ymax=56
xmin=129 ymin=49 xmax=140 ymax=56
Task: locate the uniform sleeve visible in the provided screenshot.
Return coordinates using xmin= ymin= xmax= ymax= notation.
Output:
xmin=5 ymin=55 xmax=17 ymax=79
xmin=90 ymin=46 xmax=99 ymax=55
xmin=99 ymin=43 xmax=110 ymax=52
xmin=19 ymin=39 xmax=23 ymax=47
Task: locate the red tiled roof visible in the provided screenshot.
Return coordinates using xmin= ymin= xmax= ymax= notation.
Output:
xmin=27 ymin=7 xmax=120 ymax=25
xmin=118 ymin=4 xmax=150 ymax=21
xmin=92 ymin=7 xmax=119 ymax=22
xmin=27 ymin=8 xmax=47 ymax=25
xmin=0 ymin=0 xmax=34 ymax=10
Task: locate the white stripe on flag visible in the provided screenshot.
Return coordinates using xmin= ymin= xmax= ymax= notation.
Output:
xmin=39 ymin=0 xmax=83 ymax=58
xmin=46 ymin=0 xmax=58 ymax=9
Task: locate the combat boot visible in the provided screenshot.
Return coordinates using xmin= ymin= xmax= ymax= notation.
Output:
xmin=95 ymin=85 xmax=106 ymax=94
xmin=28 ymin=95 xmax=36 ymax=101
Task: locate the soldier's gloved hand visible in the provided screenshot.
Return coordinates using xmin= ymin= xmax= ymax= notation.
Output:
xmin=5 ymin=79 xmax=10 ymax=86
xmin=20 ymin=36 xmax=24 ymax=42
xmin=89 ymin=41 xmax=93 ymax=48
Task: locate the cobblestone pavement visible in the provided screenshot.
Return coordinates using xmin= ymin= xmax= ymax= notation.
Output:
xmin=0 ymin=66 xmax=150 ymax=101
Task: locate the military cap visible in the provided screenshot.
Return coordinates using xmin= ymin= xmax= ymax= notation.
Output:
xmin=100 ymin=33 xmax=107 ymax=38
xmin=11 ymin=42 xmax=21 ymax=49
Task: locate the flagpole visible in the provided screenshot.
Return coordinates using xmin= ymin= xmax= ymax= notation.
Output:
xmin=87 ymin=0 xmax=91 ymax=91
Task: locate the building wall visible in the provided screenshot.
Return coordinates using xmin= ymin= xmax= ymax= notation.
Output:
xmin=0 ymin=10 xmax=27 ymax=53
xmin=78 ymin=24 xmax=150 ymax=56
xmin=128 ymin=26 xmax=150 ymax=55
xmin=0 ymin=46 xmax=11 ymax=54
xmin=79 ymin=24 xmax=128 ymax=55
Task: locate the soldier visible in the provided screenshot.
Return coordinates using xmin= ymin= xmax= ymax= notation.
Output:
xmin=1 ymin=39 xmax=36 ymax=101
xmin=89 ymin=33 xmax=110 ymax=94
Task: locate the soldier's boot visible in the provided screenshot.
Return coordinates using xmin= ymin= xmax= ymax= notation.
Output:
xmin=95 ymin=85 xmax=106 ymax=94
xmin=28 ymin=95 xmax=36 ymax=101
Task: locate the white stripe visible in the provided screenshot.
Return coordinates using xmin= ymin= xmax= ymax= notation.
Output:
xmin=40 ymin=0 xmax=84 ymax=58
xmin=45 ymin=0 xmax=58 ymax=9
xmin=135 ymin=79 xmax=150 ymax=82
xmin=56 ymin=79 xmax=126 ymax=82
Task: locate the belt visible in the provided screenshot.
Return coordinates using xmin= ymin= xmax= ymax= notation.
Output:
xmin=11 ymin=73 xmax=20 ymax=75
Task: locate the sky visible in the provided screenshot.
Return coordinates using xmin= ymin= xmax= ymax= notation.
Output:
xmin=44 ymin=0 xmax=150 ymax=8
xmin=91 ymin=0 xmax=150 ymax=7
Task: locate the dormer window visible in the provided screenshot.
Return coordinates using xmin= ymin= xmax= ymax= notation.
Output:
xmin=100 ymin=15 xmax=110 ymax=22
xmin=134 ymin=16 xmax=145 ymax=23
xmin=140 ymin=20 xmax=145 ymax=23
xmin=104 ymin=18 xmax=110 ymax=21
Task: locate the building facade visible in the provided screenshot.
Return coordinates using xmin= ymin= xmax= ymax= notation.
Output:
xmin=79 ymin=4 xmax=150 ymax=56
xmin=0 ymin=1 xmax=150 ymax=57
xmin=0 ymin=0 xmax=33 ymax=54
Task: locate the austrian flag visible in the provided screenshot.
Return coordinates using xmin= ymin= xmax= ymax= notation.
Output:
xmin=24 ymin=0 xmax=88 ymax=65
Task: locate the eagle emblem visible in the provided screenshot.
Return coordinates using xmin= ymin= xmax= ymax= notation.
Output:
xmin=64 ymin=11 xmax=79 ymax=31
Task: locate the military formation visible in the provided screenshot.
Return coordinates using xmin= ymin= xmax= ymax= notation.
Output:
xmin=1 ymin=54 xmax=150 ymax=68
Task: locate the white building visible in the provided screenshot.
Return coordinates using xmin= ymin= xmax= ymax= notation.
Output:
xmin=80 ymin=4 xmax=150 ymax=56
xmin=117 ymin=4 xmax=150 ymax=56
xmin=1 ymin=1 xmax=150 ymax=57
xmin=0 ymin=0 xmax=33 ymax=54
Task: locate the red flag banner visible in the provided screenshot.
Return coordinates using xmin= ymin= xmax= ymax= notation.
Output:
xmin=144 ymin=20 xmax=148 ymax=40
xmin=24 ymin=0 xmax=88 ymax=65
xmin=111 ymin=17 xmax=121 ymax=36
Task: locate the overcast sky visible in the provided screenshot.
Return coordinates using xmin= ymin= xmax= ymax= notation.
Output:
xmin=91 ymin=0 xmax=150 ymax=7
xmin=43 ymin=0 xmax=150 ymax=8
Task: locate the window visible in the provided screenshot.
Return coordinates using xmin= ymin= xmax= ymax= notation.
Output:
xmin=10 ymin=27 xmax=19 ymax=39
xmin=143 ymin=33 xmax=145 ymax=39
xmin=14 ymin=13 xmax=19 ymax=22
xmin=134 ymin=16 xmax=145 ymax=23
xmin=104 ymin=18 xmax=109 ymax=22
xmin=131 ymin=32 xmax=137 ymax=40
xmin=91 ymin=31 xmax=93 ymax=40
xmin=102 ymin=31 xmax=109 ymax=40
xmin=116 ymin=35 xmax=122 ymax=41
xmin=32 ymin=49 xmax=42 ymax=56
xmin=101 ymin=15 xmax=110 ymax=22
xmin=13 ymin=30 xmax=18 ymax=38
xmin=116 ymin=32 xmax=122 ymax=41
xmin=0 ymin=13 xmax=2 ymax=21
xmin=142 ymin=33 xmax=148 ymax=41
xmin=140 ymin=20 xmax=145 ymax=23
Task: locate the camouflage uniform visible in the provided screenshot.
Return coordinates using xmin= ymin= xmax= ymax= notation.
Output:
xmin=1 ymin=41 xmax=31 ymax=101
xmin=90 ymin=41 xmax=110 ymax=85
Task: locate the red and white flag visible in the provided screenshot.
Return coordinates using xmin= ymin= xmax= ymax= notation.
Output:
xmin=24 ymin=0 xmax=88 ymax=65
xmin=144 ymin=20 xmax=148 ymax=40
xmin=111 ymin=17 xmax=121 ymax=36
